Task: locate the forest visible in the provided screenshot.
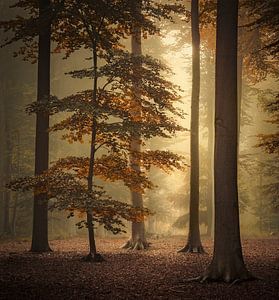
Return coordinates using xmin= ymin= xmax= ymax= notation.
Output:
xmin=0 ymin=0 xmax=278 ymax=299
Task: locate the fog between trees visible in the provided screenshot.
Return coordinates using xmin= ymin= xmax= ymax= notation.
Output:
xmin=0 ymin=0 xmax=278 ymax=274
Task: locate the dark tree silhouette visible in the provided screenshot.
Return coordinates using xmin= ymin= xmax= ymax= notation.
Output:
xmin=198 ymin=0 xmax=253 ymax=282
xmin=31 ymin=0 xmax=52 ymax=252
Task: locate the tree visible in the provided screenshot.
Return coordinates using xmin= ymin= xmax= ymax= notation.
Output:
xmin=198 ymin=0 xmax=252 ymax=282
xmin=179 ymin=0 xmax=204 ymax=253
xmin=256 ymin=91 xmax=279 ymax=211
xmin=242 ymin=0 xmax=279 ymax=57
xmin=0 ymin=0 xmax=56 ymax=251
xmin=1 ymin=100 xmax=12 ymax=236
xmin=30 ymin=0 xmax=52 ymax=252
xmin=122 ymin=0 xmax=148 ymax=250
xmin=257 ymin=92 xmax=279 ymax=155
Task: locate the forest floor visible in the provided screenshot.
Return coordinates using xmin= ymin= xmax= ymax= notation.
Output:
xmin=0 ymin=236 xmax=278 ymax=299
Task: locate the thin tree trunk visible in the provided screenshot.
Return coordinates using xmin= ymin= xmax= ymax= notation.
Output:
xmin=205 ymin=51 xmax=214 ymax=238
xmin=11 ymin=133 xmax=20 ymax=237
xmin=31 ymin=0 xmax=52 ymax=252
xmin=11 ymin=194 xmax=18 ymax=237
xmin=179 ymin=0 xmax=204 ymax=253
xmin=3 ymin=191 xmax=11 ymax=235
xmin=122 ymin=0 xmax=148 ymax=250
xmin=84 ymin=46 xmax=104 ymax=262
xmin=200 ymin=0 xmax=252 ymax=282
xmin=3 ymin=116 xmax=12 ymax=236
xmin=0 ymin=86 xmax=4 ymax=235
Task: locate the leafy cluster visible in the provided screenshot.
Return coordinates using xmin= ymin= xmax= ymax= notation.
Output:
xmin=242 ymin=0 xmax=279 ymax=57
xmin=0 ymin=0 xmax=186 ymax=61
xmin=8 ymin=170 xmax=149 ymax=234
xmin=4 ymin=0 xmax=187 ymax=235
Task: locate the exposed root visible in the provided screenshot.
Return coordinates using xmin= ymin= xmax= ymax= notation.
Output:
xmin=83 ymin=252 xmax=105 ymax=263
xmin=196 ymin=269 xmax=256 ymax=284
xmin=169 ymin=286 xmax=187 ymax=293
xmin=185 ymin=276 xmax=203 ymax=282
xmin=121 ymin=239 xmax=149 ymax=250
xmin=177 ymin=244 xmax=205 ymax=254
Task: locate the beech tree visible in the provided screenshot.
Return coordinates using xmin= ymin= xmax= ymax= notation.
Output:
xmin=198 ymin=0 xmax=252 ymax=282
xmin=178 ymin=0 xmax=204 ymax=253
xmin=0 ymin=0 xmax=61 ymax=251
xmin=242 ymin=0 xmax=279 ymax=57
xmin=30 ymin=0 xmax=52 ymax=252
xmin=121 ymin=1 xmax=148 ymax=250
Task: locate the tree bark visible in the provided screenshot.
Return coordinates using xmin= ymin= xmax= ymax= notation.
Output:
xmin=122 ymin=1 xmax=148 ymax=251
xmin=179 ymin=0 xmax=204 ymax=253
xmin=200 ymin=0 xmax=252 ymax=282
xmin=31 ymin=0 xmax=52 ymax=252
xmin=205 ymin=52 xmax=214 ymax=238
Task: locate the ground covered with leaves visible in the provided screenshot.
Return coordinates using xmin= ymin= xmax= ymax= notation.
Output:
xmin=0 ymin=236 xmax=278 ymax=299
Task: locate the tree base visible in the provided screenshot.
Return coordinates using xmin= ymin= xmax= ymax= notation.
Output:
xmin=83 ymin=252 xmax=105 ymax=262
xmin=121 ymin=239 xmax=149 ymax=250
xmin=190 ymin=263 xmax=255 ymax=284
xmin=178 ymin=244 xmax=205 ymax=254
xmin=30 ymin=246 xmax=52 ymax=253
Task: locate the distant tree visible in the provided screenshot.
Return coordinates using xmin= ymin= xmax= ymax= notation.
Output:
xmin=242 ymin=0 xmax=279 ymax=57
xmin=198 ymin=0 xmax=252 ymax=282
xmin=257 ymin=92 xmax=279 ymax=155
xmin=121 ymin=0 xmax=148 ymax=250
xmin=179 ymin=0 xmax=204 ymax=253
xmin=1 ymin=100 xmax=12 ymax=236
xmin=256 ymin=91 xmax=279 ymax=211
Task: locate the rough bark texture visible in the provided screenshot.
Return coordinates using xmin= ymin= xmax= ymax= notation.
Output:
xmin=31 ymin=0 xmax=52 ymax=252
xmin=200 ymin=0 xmax=252 ymax=283
xmin=179 ymin=0 xmax=204 ymax=254
xmin=122 ymin=1 xmax=148 ymax=251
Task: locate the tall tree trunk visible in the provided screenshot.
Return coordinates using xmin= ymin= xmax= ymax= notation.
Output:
xmin=200 ymin=0 xmax=252 ymax=282
xmin=122 ymin=1 xmax=148 ymax=250
xmin=0 ymin=83 xmax=4 ymax=234
xmin=206 ymin=95 xmax=214 ymax=238
xmin=237 ymin=22 xmax=243 ymax=155
xmin=31 ymin=0 xmax=52 ymax=252
xmin=205 ymin=51 xmax=215 ymax=238
xmin=11 ymin=132 xmax=20 ymax=237
xmin=0 ymin=86 xmax=11 ymax=236
xmin=3 ymin=112 xmax=12 ymax=236
xmin=237 ymin=54 xmax=243 ymax=141
xmin=84 ymin=46 xmax=104 ymax=262
xmin=179 ymin=0 xmax=204 ymax=253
